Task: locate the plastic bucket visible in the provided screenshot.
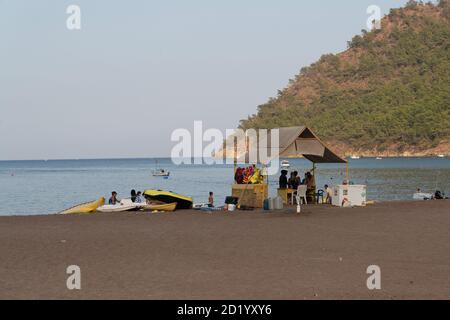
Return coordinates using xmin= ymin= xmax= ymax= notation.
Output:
xmin=274 ymin=196 xmax=284 ymax=210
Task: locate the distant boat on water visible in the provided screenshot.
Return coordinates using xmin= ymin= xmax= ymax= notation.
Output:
xmin=350 ymin=156 xmax=360 ymax=160
xmin=152 ymin=160 xmax=170 ymax=177
xmin=376 ymin=157 xmax=383 ymax=160
xmin=152 ymin=169 xmax=170 ymax=177
xmin=437 ymin=154 xmax=445 ymax=158
xmin=281 ymin=160 xmax=290 ymax=169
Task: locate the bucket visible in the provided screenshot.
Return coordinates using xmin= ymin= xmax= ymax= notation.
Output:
xmin=268 ymin=198 xmax=274 ymax=210
xmin=274 ymin=196 xmax=284 ymax=210
xmin=228 ymin=204 xmax=236 ymax=212
xmin=263 ymin=199 xmax=270 ymax=211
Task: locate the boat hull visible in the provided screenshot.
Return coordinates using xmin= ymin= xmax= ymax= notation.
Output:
xmin=152 ymin=172 xmax=170 ymax=177
xmin=96 ymin=204 xmax=138 ymax=213
xmin=143 ymin=203 xmax=177 ymax=212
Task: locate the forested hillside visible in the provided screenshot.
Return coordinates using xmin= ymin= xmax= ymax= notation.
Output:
xmin=240 ymin=0 xmax=450 ymax=156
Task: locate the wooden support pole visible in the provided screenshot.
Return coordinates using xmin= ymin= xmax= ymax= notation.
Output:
xmin=346 ymin=162 xmax=349 ymax=182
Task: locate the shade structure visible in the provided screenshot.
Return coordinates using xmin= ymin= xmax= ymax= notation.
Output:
xmin=217 ymin=126 xmax=347 ymax=164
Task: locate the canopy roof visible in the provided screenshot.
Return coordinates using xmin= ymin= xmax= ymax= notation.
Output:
xmin=218 ymin=126 xmax=347 ymax=164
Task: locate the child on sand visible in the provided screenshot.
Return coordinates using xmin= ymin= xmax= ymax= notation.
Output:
xmin=109 ymin=191 xmax=120 ymax=205
xmin=208 ymin=192 xmax=214 ymax=207
xmin=324 ymin=185 xmax=332 ymax=204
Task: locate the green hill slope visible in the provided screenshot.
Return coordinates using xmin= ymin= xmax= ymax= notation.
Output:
xmin=240 ymin=0 xmax=450 ymax=156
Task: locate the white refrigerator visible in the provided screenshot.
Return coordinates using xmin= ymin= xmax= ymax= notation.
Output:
xmin=331 ymin=185 xmax=367 ymax=207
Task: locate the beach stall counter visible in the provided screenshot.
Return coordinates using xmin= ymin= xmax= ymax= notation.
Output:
xmin=222 ymin=126 xmax=354 ymax=209
xmin=231 ymin=183 xmax=268 ymax=209
xmin=231 ymin=165 xmax=268 ymax=209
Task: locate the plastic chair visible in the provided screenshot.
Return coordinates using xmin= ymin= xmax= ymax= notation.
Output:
xmin=296 ymin=185 xmax=308 ymax=205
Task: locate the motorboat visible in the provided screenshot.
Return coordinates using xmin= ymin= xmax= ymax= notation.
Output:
xmin=152 ymin=169 xmax=170 ymax=177
xmin=281 ymin=160 xmax=290 ymax=169
xmin=152 ymin=160 xmax=170 ymax=177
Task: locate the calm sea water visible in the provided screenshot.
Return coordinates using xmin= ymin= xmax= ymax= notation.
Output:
xmin=0 ymin=157 xmax=449 ymax=216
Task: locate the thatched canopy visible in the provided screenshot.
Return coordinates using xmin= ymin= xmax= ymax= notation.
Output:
xmin=216 ymin=126 xmax=347 ymax=164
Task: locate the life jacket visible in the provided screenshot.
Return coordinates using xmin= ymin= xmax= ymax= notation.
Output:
xmin=249 ymin=168 xmax=264 ymax=184
xmin=235 ymin=167 xmax=244 ymax=184
xmin=243 ymin=167 xmax=253 ymax=184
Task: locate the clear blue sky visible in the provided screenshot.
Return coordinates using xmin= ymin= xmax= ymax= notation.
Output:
xmin=0 ymin=0 xmax=412 ymax=160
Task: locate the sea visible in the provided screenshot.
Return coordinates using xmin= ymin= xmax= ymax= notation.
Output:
xmin=0 ymin=157 xmax=449 ymax=216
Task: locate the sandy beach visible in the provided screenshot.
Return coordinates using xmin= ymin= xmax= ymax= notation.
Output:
xmin=0 ymin=200 xmax=449 ymax=300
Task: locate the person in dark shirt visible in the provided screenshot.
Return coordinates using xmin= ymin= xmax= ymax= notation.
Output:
xmin=288 ymin=172 xmax=295 ymax=189
xmin=289 ymin=171 xmax=300 ymax=190
xmin=130 ymin=189 xmax=137 ymax=203
xmin=279 ymin=170 xmax=288 ymax=189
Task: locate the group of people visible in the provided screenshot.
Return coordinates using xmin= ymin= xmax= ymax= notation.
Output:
xmin=279 ymin=170 xmax=316 ymax=191
xmin=279 ymin=169 xmax=328 ymax=204
xmin=108 ymin=190 xmax=145 ymax=205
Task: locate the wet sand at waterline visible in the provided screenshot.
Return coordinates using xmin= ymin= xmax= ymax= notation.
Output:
xmin=0 ymin=200 xmax=449 ymax=299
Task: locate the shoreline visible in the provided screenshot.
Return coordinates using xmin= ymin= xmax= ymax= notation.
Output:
xmin=1 ymin=155 xmax=448 ymax=162
xmin=0 ymin=199 xmax=440 ymax=218
xmin=1 ymin=200 xmax=449 ymax=299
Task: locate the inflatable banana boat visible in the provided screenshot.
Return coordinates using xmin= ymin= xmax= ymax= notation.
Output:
xmin=60 ymin=197 xmax=105 ymax=214
xmin=143 ymin=190 xmax=193 ymax=209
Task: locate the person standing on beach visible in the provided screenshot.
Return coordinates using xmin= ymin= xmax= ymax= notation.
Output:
xmin=208 ymin=192 xmax=214 ymax=207
xmin=109 ymin=191 xmax=120 ymax=205
xmin=279 ymin=170 xmax=288 ymax=189
xmin=294 ymin=171 xmax=301 ymax=188
xmin=288 ymin=172 xmax=296 ymax=189
xmin=324 ymin=184 xmax=332 ymax=204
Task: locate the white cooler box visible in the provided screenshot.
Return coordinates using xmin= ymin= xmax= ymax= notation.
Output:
xmin=332 ymin=185 xmax=367 ymax=207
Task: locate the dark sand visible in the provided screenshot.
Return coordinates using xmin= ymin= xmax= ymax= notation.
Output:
xmin=0 ymin=200 xmax=449 ymax=300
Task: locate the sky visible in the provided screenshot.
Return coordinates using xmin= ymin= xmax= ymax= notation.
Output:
xmin=0 ymin=0 xmax=412 ymax=160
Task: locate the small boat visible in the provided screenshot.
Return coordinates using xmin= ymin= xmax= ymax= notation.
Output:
xmin=152 ymin=169 xmax=170 ymax=177
xmin=193 ymin=203 xmax=210 ymax=210
xmin=281 ymin=160 xmax=290 ymax=169
xmin=152 ymin=160 xmax=170 ymax=177
xmin=97 ymin=199 xmax=140 ymax=213
xmin=376 ymin=157 xmax=383 ymax=160
xmin=413 ymin=192 xmax=434 ymax=200
xmin=350 ymin=156 xmax=360 ymax=160
xmin=60 ymin=197 xmax=105 ymax=214
xmin=143 ymin=202 xmax=177 ymax=212
xmin=143 ymin=190 xmax=193 ymax=209
xmin=437 ymin=154 xmax=445 ymax=158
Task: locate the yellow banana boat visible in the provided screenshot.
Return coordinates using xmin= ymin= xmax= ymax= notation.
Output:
xmin=60 ymin=197 xmax=105 ymax=215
